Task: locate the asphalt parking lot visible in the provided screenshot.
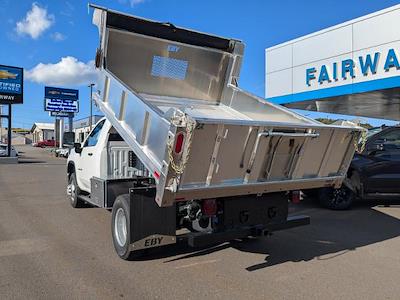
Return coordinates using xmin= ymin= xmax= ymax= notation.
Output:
xmin=1 ymin=145 xmax=400 ymax=299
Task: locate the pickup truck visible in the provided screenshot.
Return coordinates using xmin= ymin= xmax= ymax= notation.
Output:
xmin=305 ymin=125 xmax=400 ymax=210
xmin=66 ymin=5 xmax=361 ymax=260
xmin=0 ymin=143 xmax=18 ymax=157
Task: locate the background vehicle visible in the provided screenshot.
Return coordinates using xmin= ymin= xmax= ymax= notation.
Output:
xmin=0 ymin=143 xmax=18 ymax=157
xmin=35 ymin=139 xmax=58 ymax=148
xmin=55 ymin=148 xmax=70 ymax=158
xmin=55 ymin=132 xmax=75 ymax=158
xmin=305 ymin=125 xmax=400 ymax=210
xmin=66 ymin=5 xmax=361 ymax=260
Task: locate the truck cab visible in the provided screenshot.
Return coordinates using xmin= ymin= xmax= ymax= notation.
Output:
xmin=68 ymin=118 xmax=142 ymax=198
xmin=68 ymin=118 xmax=107 ymax=193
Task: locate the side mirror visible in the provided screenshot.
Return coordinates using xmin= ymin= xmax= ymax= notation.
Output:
xmin=74 ymin=142 xmax=82 ymax=154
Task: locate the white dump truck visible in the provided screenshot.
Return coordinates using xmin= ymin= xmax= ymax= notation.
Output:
xmin=67 ymin=5 xmax=362 ymax=259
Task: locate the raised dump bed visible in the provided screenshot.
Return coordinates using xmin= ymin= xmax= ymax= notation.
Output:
xmin=91 ymin=5 xmax=362 ymax=207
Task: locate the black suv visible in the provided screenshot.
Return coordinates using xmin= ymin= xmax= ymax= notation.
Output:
xmin=305 ymin=125 xmax=400 ymax=210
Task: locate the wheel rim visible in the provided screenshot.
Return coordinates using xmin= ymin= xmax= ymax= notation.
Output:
xmin=67 ymin=180 xmax=76 ymax=203
xmin=332 ymin=188 xmax=350 ymax=205
xmin=114 ymin=208 xmax=127 ymax=247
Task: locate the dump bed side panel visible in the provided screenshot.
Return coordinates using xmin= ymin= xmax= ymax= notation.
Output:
xmin=179 ymin=123 xmax=356 ymax=198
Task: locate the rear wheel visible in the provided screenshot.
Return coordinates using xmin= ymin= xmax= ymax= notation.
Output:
xmin=111 ymin=194 xmax=144 ymax=260
xmin=318 ymin=186 xmax=354 ymax=210
xmin=67 ymin=173 xmax=84 ymax=208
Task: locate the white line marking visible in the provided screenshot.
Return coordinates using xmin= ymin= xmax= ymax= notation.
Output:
xmin=174 ymin=259 xmax=219 ymax=269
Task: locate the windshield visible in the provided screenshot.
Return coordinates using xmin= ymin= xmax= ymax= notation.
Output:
xmin=367 ymin=127 xmax=384 ymax=139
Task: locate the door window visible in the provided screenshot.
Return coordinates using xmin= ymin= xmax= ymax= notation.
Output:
xmin=84 ymin=120 xmax=105 ymax=147
xmin=375 ymin=129 xmax=400 ymax=146
xmin=373 ymin=129 xmax=400 ymax=161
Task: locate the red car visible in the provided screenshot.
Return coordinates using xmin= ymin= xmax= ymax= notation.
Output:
xmin=36 ymin=140 xmax=59 ymax=148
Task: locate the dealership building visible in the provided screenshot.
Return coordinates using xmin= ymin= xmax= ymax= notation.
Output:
xmin=31 ymin=123 xmax=55 ymax=143
xmin=266 ymin=4 xmax=400 ymax=121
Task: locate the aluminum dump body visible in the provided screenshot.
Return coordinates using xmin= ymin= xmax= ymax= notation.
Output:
xmin=91 ymin=5 xmax=363 ymax=207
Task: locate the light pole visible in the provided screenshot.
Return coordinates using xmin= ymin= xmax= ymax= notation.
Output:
xmin=0 ymin=105 xmax=2 ymax=143
xmin=88 ymin=83 xmax=95 ymax=131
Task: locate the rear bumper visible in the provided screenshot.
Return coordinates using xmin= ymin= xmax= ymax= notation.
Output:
xmin=179 ymin=215 xmax=310 ymax=248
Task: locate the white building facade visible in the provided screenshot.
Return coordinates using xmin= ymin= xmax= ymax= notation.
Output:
xmin=31 ymin=123 xmax=55 ymax=143
xmin=266 ymin=4 xmax=400 ymax=120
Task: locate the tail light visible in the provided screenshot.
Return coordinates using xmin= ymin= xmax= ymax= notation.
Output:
xmin=202 ymin=199 xmax=217 ymax=216
xmin=174 ymin=132 xmax=185 ymax=154
xmin=291 ymin=190 xmax=301 ymax=204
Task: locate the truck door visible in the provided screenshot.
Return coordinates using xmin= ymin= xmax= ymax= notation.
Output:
xmin=79 ymin=120 xmax=106 ymax=191
xmin=364 ymin=128 xmax=400 ymax=194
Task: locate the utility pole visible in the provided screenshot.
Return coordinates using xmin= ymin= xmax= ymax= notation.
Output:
xmin=0 ymin=105 xmax=2 ymax=143
xmin=88 ymin=83 xmax=95 ymax=131
xmin=7 ymin=104 xmax=11 ymax=157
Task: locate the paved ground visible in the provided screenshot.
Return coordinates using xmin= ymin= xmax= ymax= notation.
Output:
xmin=1 ymin=145 xmax=400 ymax=299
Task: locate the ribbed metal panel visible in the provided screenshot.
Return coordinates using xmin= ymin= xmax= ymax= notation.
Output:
xmin=108 ymin=142 xmax=148 ymax=178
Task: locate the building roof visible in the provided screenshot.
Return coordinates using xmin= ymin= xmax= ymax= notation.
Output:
xmin=31 ymin=123 xmax=55 ymax=132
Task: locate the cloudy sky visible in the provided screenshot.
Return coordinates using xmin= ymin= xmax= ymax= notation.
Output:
xmin=1 ymin=0 xmax=399 ymax=128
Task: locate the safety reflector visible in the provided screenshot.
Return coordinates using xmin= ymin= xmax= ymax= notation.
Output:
xmin=291 ymin=191 xmax=301 ymax=204
xmin=202 ymin=199 xmax=217 ymax=216
xmin=174 ymin=132 xmax=185 ymax=154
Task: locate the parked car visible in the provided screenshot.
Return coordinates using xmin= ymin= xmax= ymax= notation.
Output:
xmin=304 ymin=125 xmax=400 ymax=209
xmin=55 ymin=147 xmax=70 ymax=158
xmin=0 ymin=143 xmax=18 ymax=157
xmin=35 ymin=139 xmax=58 ymax=148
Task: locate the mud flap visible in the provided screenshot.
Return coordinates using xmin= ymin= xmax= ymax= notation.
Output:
xmin=129 ymin=186 xmax=176 ymax=251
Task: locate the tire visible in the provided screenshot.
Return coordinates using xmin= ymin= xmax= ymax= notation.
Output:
xmin=318 ymin=186 xmax=354 ymax=210
xmin=111 ymin=194 xmax=144 ymax=260
xmin=67 ymin=173 xmax=84 ymax=208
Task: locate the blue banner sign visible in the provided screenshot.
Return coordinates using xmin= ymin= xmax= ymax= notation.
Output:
xmin=45 ymin=86 xmax=79 ymax=100
xmin=45 ymin=98 xmax=79 ymax=113
xmin=0 ymin=65 xmax=23 ymax=104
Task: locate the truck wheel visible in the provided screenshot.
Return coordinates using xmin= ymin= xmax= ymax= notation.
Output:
xmin=68 ymin=173 xmax=84 ymax=208
xmin=318 ymin=186 xmax=354 ymax=210
xmin=111 ymin=194 xmax=144 ymax=260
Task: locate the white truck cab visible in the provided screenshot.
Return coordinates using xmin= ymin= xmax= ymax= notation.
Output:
xmin=68 ymin=118 xmax=143 ymax=197
xmin=68 ymin=118 xmax=107 ymax=193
